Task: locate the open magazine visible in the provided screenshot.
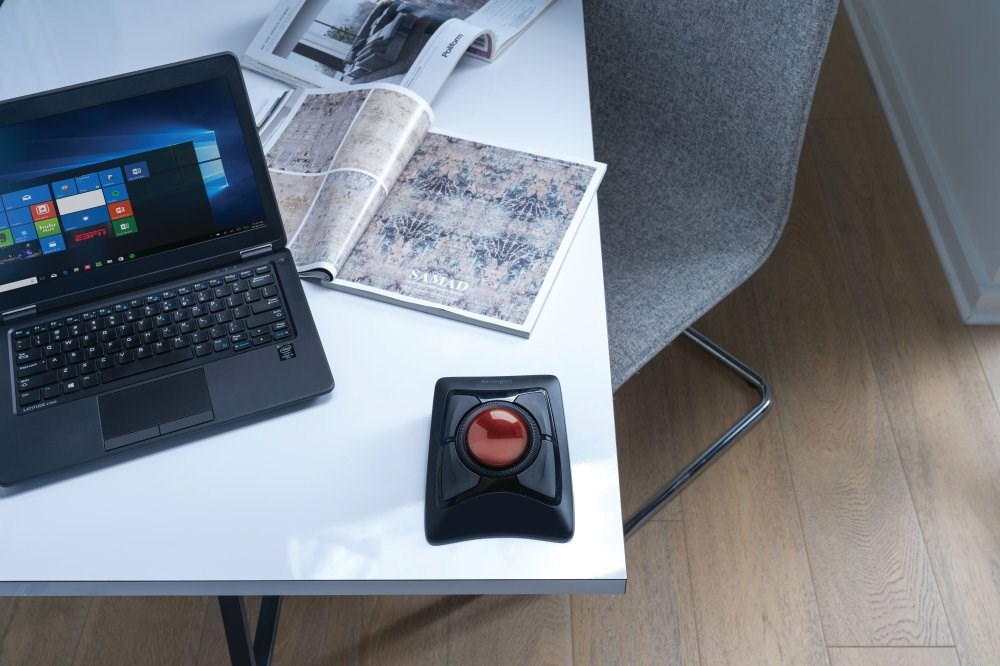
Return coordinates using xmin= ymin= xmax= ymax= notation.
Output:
xmin=244 ymin=0 xmax=555 ymax=102
xmin=258 ymin=84 xmax=604 ymax=336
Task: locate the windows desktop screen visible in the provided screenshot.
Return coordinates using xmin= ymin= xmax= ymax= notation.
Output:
xmin=0 ymin=77 xmax=267 ymax=295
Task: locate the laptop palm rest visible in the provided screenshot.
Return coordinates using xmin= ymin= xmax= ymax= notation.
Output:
xmin=100 ymin=369 xmax=215 ymax=450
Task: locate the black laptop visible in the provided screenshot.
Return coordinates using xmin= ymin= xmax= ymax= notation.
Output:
xmin=0 ymin=53 xmax=334 ymax=486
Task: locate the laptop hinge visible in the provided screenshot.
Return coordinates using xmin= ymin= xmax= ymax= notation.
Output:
xmin=1 ymin=304 xmax=37 ymax=325
xmin=240 ymin=243 xmax=274 ymax=261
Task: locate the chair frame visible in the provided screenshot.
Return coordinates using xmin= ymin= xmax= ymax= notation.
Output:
xmin=623 ymin=327 xmax=772 ymax=539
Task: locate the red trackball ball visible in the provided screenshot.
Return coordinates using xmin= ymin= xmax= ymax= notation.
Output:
xmin=465 ymin=407 xmax=529 ymax=468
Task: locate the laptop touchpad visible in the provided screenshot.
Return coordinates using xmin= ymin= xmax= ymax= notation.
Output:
xmin=100 ymin=369 xmax=215 ymax=450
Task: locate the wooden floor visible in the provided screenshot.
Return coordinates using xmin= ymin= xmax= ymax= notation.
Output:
xmin=3 ymin=9 xmax=999 ymax=665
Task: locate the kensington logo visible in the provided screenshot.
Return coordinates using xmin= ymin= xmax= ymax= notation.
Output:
xmin=442 ymin=35 xmax=464 ymax=58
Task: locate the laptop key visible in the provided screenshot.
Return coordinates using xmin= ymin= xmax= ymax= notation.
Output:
xmin=17 ymin=371 xmax=58 ymax=392
xmin=42 ymin=385 xmax=60 ymax=400
xmin=245 ymin=309 xmax=284 ymax=330
xmin=102 ymin=347 xmax=193 ymax=383
xmin=249 ymin=274 xmax=274 ymax=288
xmin=15 ymin=348 xmax=41 ymax=364
xmin=61 ymin=379 xmax=80 ymax=395
xmin=15 ymin=338 xmax=32 ymax=352
xmin=251 ymin=299 xmax=282 ymax=315
xmin=17 ymin=360 xmax=48 ymax=378
xmin=135 ymin=346 xmax=154 ymax=360
xmin=18 ymin=390 xmax=40 ymax=406
xmin=193 ymin=343 xmax=213 ymax=357
xmin=81 ymin=375 xmax=100 ymax=389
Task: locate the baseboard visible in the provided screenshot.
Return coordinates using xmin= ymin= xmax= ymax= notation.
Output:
xmin=842 ymin=0 xmax=1000 ymax=324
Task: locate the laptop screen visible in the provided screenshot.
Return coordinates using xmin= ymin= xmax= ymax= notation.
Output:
xmin=0 ymin=75 xmax=268 ymax=297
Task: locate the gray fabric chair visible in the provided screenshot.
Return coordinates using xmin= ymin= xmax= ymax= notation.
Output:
xmin=583 ymin=0 xmax=838 ymax=536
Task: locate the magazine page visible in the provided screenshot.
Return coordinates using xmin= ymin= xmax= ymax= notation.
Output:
xmin=262 ymin=84 xmax=433 ymax=276
xmin=464 ymin=0 xmax=553 ymax=56
xmin=243 ymin=0 xmax=553 ymax=101
xmin=331 ymin=131 xmax=605 ymax=336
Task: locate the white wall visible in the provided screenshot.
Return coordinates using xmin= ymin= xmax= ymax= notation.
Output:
xmin=844 ymin=0 xmax=1000 ymax=322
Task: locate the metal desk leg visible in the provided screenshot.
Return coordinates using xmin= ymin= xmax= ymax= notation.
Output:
xmin=218 ymin=595 xmax=283 ymax=666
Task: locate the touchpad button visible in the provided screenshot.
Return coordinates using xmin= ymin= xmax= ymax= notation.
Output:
xmin=100 ymin=369 xmax=215 ymax=450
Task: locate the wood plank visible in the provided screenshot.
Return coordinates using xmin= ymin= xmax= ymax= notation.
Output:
xmin=72 ymin=597 xmax=204 ymax=665
xmin=572 ymin=521 xmax=698 ymax=665
xmin=970 ymin=327 xmax=1000 ymax=413
xmin=267 ymin=597 xmax=364 ymax=664
xmin=0 ymin=598 xmax=90 ymax=665
xmin=446 ymin=595 xmax=571 ymax=665
xmin=252 ymin=596 xmax=450 ymax=665
xmin=809 ymin=116 xmax=1000 ymax=665
xmin=614 ymin=358 xmax=683 ymax=522
xmin=667 ymin=286 xmax=830 ymax=665
xmin=356 ymin=596 xmax=450 ymax=665
xmin=751 ymin=143 xmax=951 ymax=645
xmin=0 ymin=598 xmax=13 ymax=651
xmin=810 ymin=7 xmax=883 ymax=121
xmin=828 ymin=647 xmax=960 ymax=666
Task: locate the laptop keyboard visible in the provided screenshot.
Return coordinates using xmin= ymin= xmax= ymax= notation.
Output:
xmin=9 ymin=263 xmax=294 ymax=413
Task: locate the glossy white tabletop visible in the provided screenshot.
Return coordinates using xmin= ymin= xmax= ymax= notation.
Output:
xmin=0 ymin=0 xmax=625 ymax=595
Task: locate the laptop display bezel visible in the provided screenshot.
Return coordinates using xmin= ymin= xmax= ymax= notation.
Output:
xmin=0 ymin=53 xmax=285 ymax=318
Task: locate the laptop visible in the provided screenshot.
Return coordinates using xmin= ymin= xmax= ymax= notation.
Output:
xmin=0 ymin=53 xmax=334 ymax=486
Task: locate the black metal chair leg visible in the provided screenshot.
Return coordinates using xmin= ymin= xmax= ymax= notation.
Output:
xmin=623 ymin=327 xmax=773 ymax=539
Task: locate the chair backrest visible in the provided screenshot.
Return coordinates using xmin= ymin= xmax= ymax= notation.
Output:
xmin=585 ymin=0 xmax=838 ymax=389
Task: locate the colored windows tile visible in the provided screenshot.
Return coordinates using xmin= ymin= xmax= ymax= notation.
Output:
xmin=56 ymin=189 xmax=107 ymax=217
xmin=107 ymin=200 xmax=133 ymax=221
xmin=66 ymin=224 xmax=111 ymax=248
xmin=2 ymin=184 xmax=52 ymax=211
xmin=99 ymin=167 xmax=124 ymax=187
xmin=7 ymin=207 xmax=34 ymax=227
xmin=0 ymin=229 xmax=12 ymax=248
xmin=103 ymin=183 xmax=129 ymax=204
xmin=51 ymin=177 xmax=78 ymax=199
xmin=61 ymin=205 xmax=111 ymax=231
xmin=75 ymin=173 xmax=101 ymax=192
xmin=124 ymin=161 xmax=149 ymax=181
xmin=40 ymin=234 xmax=66 ymax=254
xmin=30 ymin=201 xmax=56 ymax=222
xmin=112 ymin=216 xmax=138 ymax=237
xmin=11 ymin=224 xmax=38 ymax=244
xmin=34 ymin=218 xmax=61 ymax=238
xmin=0 ymin=209 xmax=7 ymax=229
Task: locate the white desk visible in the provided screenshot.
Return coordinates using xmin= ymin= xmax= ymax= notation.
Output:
xmin=0 ymin=0 xmax=625 ymax=596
